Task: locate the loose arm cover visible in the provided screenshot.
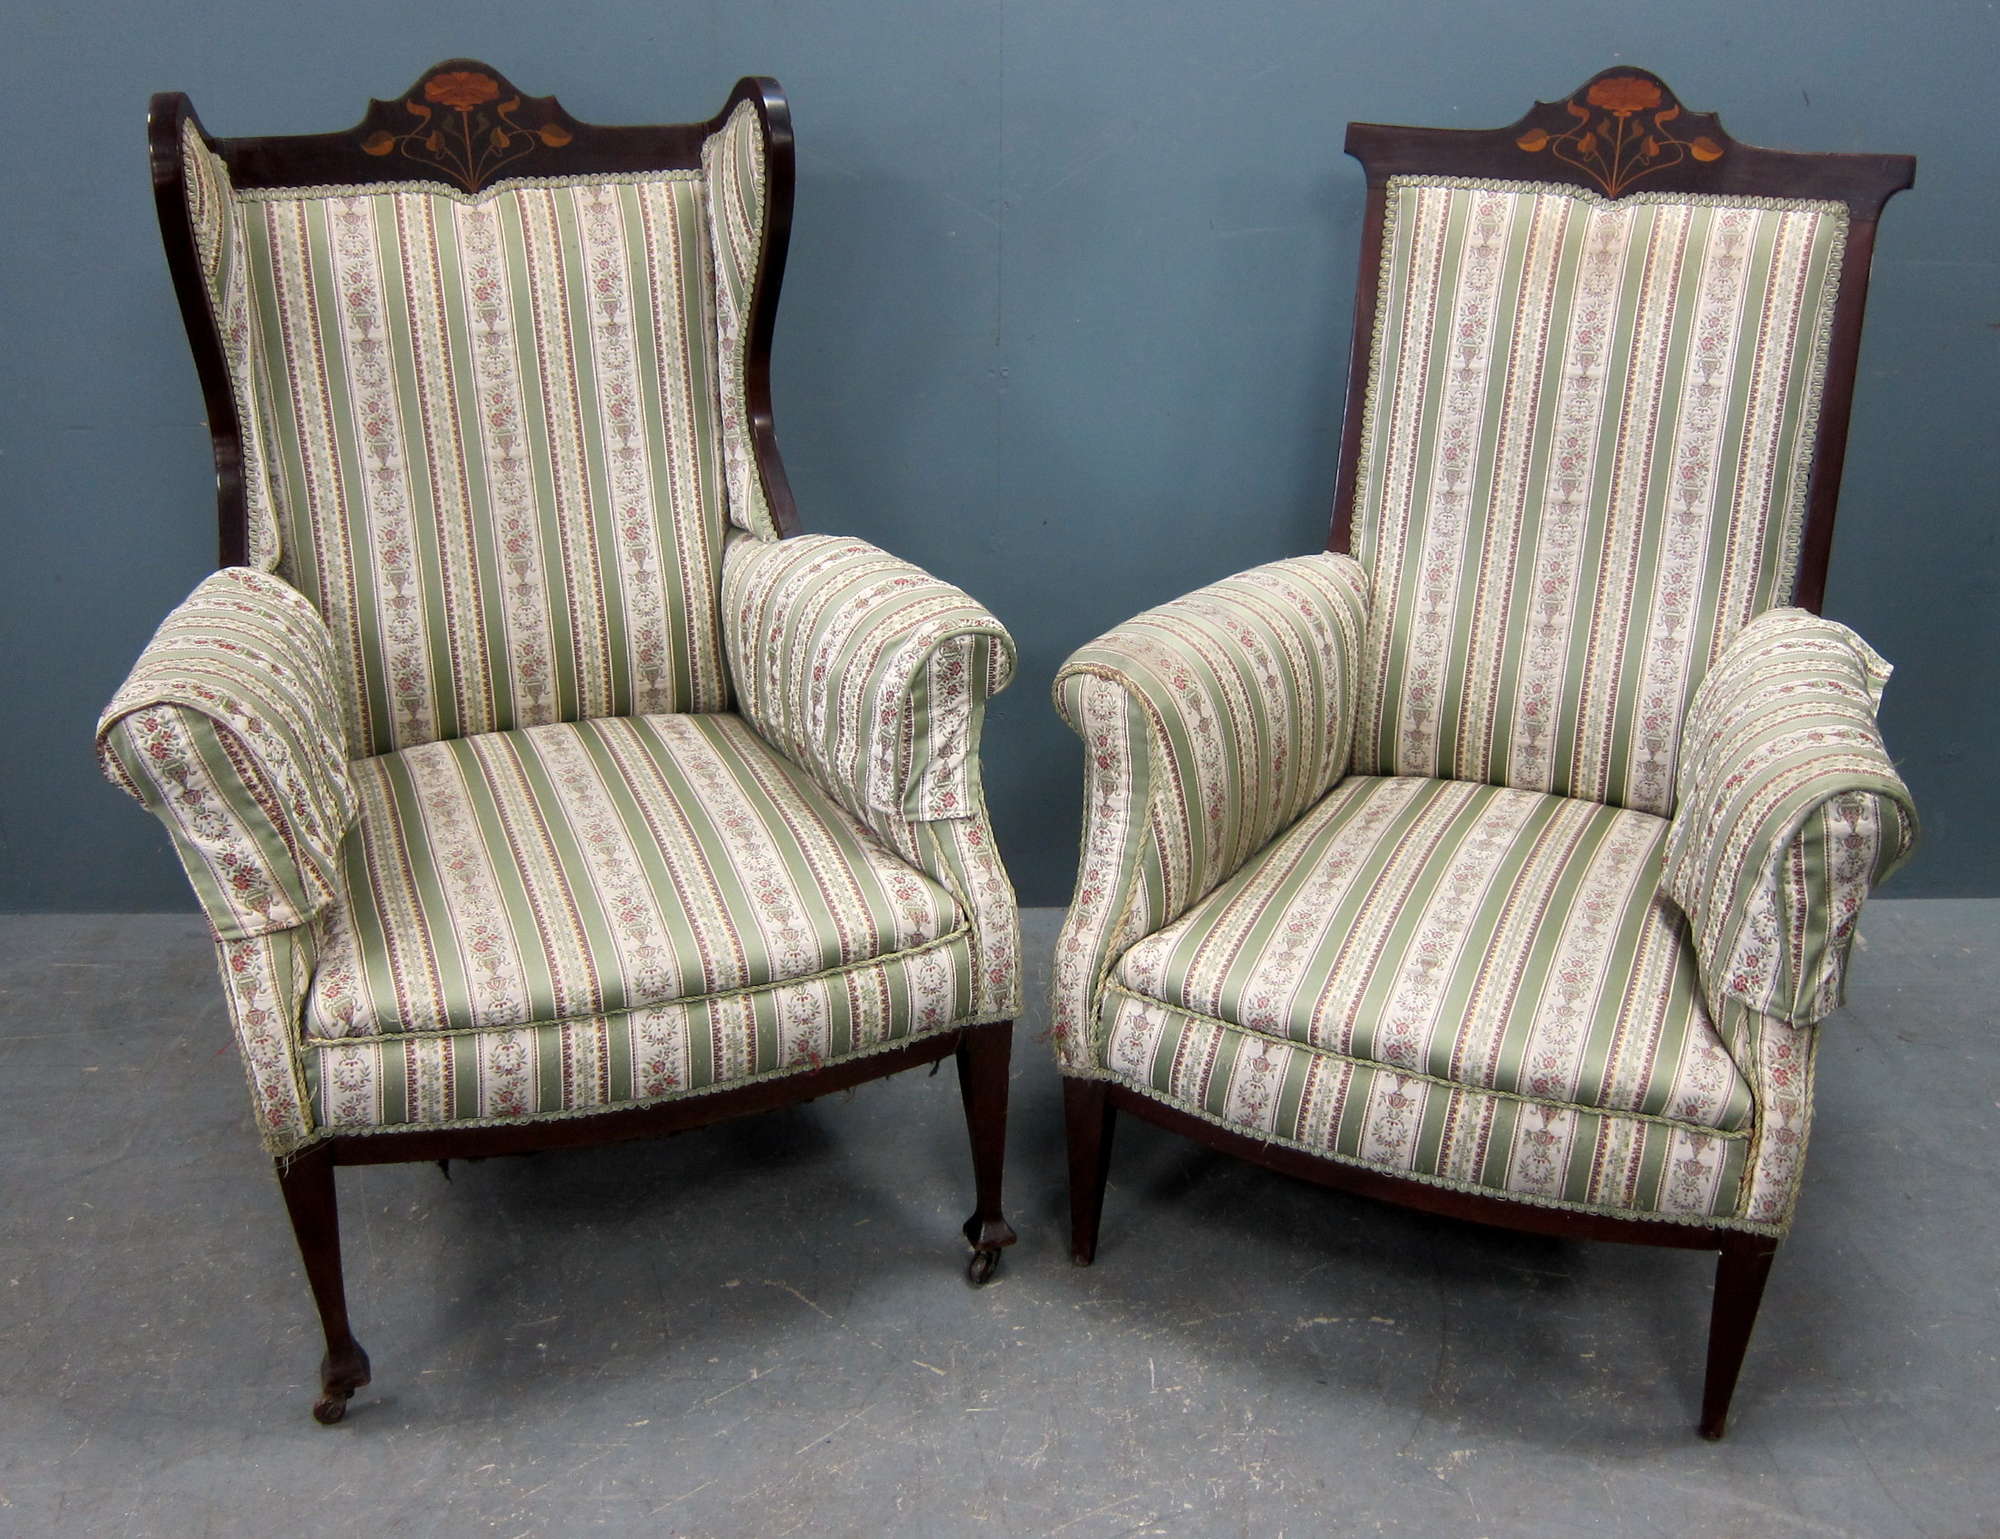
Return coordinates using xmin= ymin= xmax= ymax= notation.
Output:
xmin=1663 ymin=608 xmax=1917 ymax=1028
xmin=97 ymin=566 xmax=355 ymax=941
xmin=1049 ymin=554 xmax=1370 ymax=1068
xmin=721 ymin=533 xmax=1020 ymax=1017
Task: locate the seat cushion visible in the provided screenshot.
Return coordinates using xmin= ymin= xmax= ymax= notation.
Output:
xmin=1111 ymin=776 xmax=1752 ymax=1135
xmin=306 ymin=713 xmax=968 ymax=1041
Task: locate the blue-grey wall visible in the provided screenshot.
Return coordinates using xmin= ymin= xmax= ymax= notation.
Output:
xmin=4 ymin=0 xmax=1994 ymax=910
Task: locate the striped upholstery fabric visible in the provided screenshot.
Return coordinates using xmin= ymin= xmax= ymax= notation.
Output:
xmin=703 ymin=100 xmax=780 ymax=539
xmin=181 ymin=127 xmax=282 ymax=567
xmin=1349 ymin=178 xmax=1850 ymax=816
xmin=721 ymin=533 xmax=1021 ymax=1018
xmin=1666 ymin=609 xmax=1917 ymax=1024
xmin=97 ymin=567 xmax=355 ymax=940
xmin=305 ymin=713 xmax=970 ymax=1042
xmin=224 ymin=166 xmax=730 ymax=755
xmin=1102 ymin=776 xmax=1758 ymax=1222
xmin=1051 ymin=555 xmax=1371 ymax=1066
xmin=1103 ymin=1006 xmax=1752 ymax=1223
xmin=304 ymin=927 xmax=973 ymax=1132
xmin=723 ymin=533 xmax=1016 ymax=827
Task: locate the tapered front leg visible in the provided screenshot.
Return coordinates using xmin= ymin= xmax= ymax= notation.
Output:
xmin=276 ymin=1144 xmax=371 ymax=1423
xmin=955 ymin=1022 xmax=1017 ymax=1284
xmin=1063 ymin=1076 xmax=1117 ymax=1266
xmin=1699 ymin=1234 xmax=1779 ymax=1439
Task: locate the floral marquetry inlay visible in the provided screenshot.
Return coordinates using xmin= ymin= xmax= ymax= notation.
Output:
xmin=1517 ymin=72 xmax=1725 ymax=196
xmin=358 ymin=64 xmax=574 ymax=191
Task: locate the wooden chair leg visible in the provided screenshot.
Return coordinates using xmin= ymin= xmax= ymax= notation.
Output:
xmin=955 ymin=1022 xmax=1018 ymax=1284
xmin=1063 ymin=1076 xmax=1117 ymax=1266
xmin=276 ymin=1144 xmax=371 ymax=1424
xmin=1699 ymin=1234 xmax=1779 ymax=1439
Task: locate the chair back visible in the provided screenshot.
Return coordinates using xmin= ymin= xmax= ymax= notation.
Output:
xmin=155 ymin=63 xmax=793 ymax=755
xmin=1332 ymin=70 xmax=1911 ymax=815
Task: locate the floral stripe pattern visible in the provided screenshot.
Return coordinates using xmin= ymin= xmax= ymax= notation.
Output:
xmin=304 ymin=933 xmax=972 ymax=1133
xmin=1100 ymin=998 xmax=1752 ymax=1225
xmin=722 ymin=532 xmax=1021 ymax=1018
xmin=181 ymin=125 xmax=284 ymax=568
xmin=1049 ymin=555 xmax=1370 ymax=1066
xmin=1349 ymin=178 xmax=1849 ymax=815
xmin=305 ymin=712 xmax=969 ymax=1041
xmin=1112 ymin=776 xmax=1753 ymax=1138
xmin=703 ymin=100 xmax=779 ymax=539
xmin=1663 ymin=608 xmax=1917 ymax=1024
xmin=227 ymin=169 xmax=729 ymax=755
xmin=97 ymin=567 xmax=354 ymax=939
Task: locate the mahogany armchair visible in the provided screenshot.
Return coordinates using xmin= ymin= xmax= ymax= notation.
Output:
xmin=98 ymin=62 xmax=1019 ymax=1423
xmin=1051 ymin=70 xmax=1916 ymax=1437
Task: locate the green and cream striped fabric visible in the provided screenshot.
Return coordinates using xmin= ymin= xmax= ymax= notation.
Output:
xmin=304 ymin=925 xmax=973 ymax=1133
xmin=1050 ymin=554 xmax=1371 ymax=1067
xmin=723 ymin=532 xmax=1022 ymax=1019
xmin=305 ymin=712 xmax=971 ymax=1042
xmin=703 ymin=100 xmax=780 ymax=540
xmin=1349 ymin=178 xmax=1849 ymax=816
xmin=1665 ymin=609 xmax=1917 ymax=1025
xmin=1111 ymin=775 xmax=1753 ymax=1135
xmin=97 ymin=567 xmax=355 ymax=939
xmin=222 ymin=165 xmax=731 ymax=756
xmin=723 ymin=533 xmax=1016 ymax=826
xmin=1102 ymin=1003 xmax=1754 ymax=1224
xmin=181 ymin=127 xmax=285 ymax=570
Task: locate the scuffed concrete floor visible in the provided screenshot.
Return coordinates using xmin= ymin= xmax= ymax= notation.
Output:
xmin=1 ymin=903 xmax=1995 ymax=1538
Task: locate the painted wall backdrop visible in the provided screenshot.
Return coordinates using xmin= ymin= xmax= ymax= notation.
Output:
xmin=2 ymin=0 xmax=1993 ymax=910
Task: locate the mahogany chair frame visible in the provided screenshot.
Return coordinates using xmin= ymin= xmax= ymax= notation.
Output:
xmin=150 ymin=61 xmax=1015 ymax=1424
xmin=1063 ymin=68 xmax=1912 ymax=1439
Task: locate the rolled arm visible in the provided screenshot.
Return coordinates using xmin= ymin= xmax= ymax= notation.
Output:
xmin=97 ymin=567 xmax=355 ymax=942
xmin=1049 ymin=553 xmax=1370 ymax=1067
xmin=722 ymin=532 xmax=1020 ymax=1017
xmin=1663 ymin=608 xmax=1917 ymax=1028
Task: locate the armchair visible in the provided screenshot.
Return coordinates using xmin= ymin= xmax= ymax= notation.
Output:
xmin=1052 ymin=70 xmax=1915 ymax=1437
xmin=99 ymin=62 xmax=1020 ymax=1423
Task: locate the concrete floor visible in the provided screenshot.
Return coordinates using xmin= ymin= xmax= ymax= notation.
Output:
xmin=1 ymin=902 xmax=1995 ymax=1538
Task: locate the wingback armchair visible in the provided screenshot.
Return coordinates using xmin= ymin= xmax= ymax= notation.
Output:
xmin=1052 ymin=70 xmax=1915 ymax=1437
xmin=98 ymin=62 xmax=1019 ymax=1423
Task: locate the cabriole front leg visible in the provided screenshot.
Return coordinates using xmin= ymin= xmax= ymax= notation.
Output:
xmin=276 ymin=1143 xmax=372 ymax=1424
xmin=955 ymin=1022 xmax=1017 ymax=1284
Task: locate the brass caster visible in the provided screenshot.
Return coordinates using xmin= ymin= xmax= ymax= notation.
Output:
xmin=966 ymin=1247 xmax=1001 ymax=1286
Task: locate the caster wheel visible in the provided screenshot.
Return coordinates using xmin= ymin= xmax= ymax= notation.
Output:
xmin=312 ymin=1391 xmax=351 ymax=1425
xmin=966 ymin=1247 xmax=1001 ymax=1286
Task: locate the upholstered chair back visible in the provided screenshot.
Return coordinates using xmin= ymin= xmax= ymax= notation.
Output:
xmin=1344 ymin=177 xmax=1849 ymax=816
xmin=175 ymin=99 xmax=777 ymax=756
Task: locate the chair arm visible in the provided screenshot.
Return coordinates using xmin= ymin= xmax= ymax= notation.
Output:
xmin=1663 ymin=609 xmax=1917 ymax=1027
xmin=97 ymin=567 xmax=355 ymax=943
xmin=723 ymin=533 xmax=1015 ymax=827
xmin=722 ymin=533 xmax=1020 ymax=1017
xmin=1049 ymin=553 xmax=1370 ymax=1067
